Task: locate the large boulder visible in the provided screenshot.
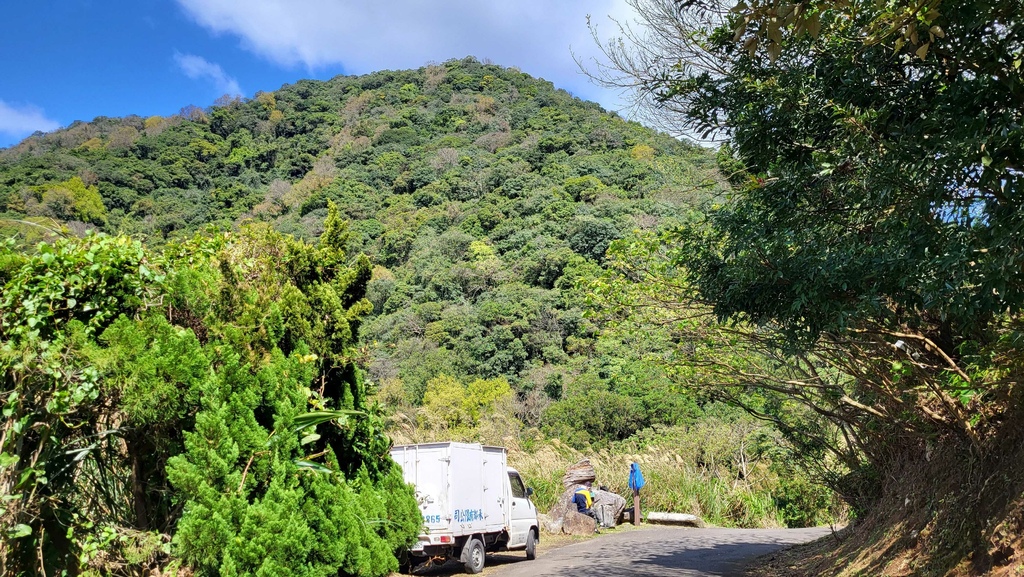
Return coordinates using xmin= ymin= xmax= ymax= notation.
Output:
xmin=547 ymin=486 xmax=577 ymax=523
xmin=592 ymin=488 xmax=627 ymax=527
xmin=538 ymin=512 xmax=563 ymax=535
xmin=561 ymin=459 xmax=596 ymax=489
xmin=546 ymin=459 xmax=628 ymax=534
xmin=561 ymin=510 xmax=599 ymax=535
xmin=547 ymin=483 xmax=628 ymax=533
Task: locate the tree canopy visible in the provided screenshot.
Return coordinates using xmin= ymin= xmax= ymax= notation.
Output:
xmin=588 ymin=0 xmax=1024 ymax=571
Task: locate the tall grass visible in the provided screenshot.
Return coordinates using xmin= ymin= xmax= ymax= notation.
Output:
xmin=506 ymin=438 xmax=789 ymax=528
xmin=385 ymin=405 xmax=843 ymax=528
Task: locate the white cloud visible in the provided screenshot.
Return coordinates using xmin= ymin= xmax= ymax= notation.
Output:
xmin=174 ymin=0 xmax=637 ymax=111
xmin=0 ymin=100 xmax=61 ymax=138
xmin=174 ymin=52 xmax=243 ymax=97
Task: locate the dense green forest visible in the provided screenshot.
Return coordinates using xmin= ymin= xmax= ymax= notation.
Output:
xmin=1 ymin=57 xmax=721 ymax=444
xmin=1 ymin=58 xmax=840 ymax=574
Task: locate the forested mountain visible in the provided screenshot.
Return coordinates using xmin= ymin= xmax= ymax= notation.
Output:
xmin=1 ymin=57 xmax=721 ymax=444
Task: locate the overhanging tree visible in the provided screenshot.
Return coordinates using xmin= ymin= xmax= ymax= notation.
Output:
xmin=586 ymin=0 xmax=1023 ymax=517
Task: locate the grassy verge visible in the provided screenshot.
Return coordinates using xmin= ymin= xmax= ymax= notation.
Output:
xmin=388 ymin=409 xmax=843 ymax=529
xmin=508 ymin=437 xmax=790 ymax=528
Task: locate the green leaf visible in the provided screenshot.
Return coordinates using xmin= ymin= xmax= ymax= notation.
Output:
xmin=0 ymin=453 xmax=18 ymax=468
xmin=8 ymin=524 xmax=32 ymax=539
xmin=292 ymin=410 xmax=363 ymax=431
xmin=294 ymin=460 xmax=333 ymax=474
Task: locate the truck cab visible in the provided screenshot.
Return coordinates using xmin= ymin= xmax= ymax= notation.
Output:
xmin=505 ymin=467 xmax=538 ymax=551
xmin=390 ymin=442 xmax=539 ymax=573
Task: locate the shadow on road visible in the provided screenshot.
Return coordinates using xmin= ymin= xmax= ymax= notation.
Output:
xmin=512 ymin=545 xmax=777 ymax=577
xmin=580 ymin=541 xmax=790 ymax=577
xmin=488 ymin=527 xmax=834 ymax=577
xmin=401 ymin=528 xmax=833 ymax=577
xmin=408 ymin=552 xmax=530 ymax=576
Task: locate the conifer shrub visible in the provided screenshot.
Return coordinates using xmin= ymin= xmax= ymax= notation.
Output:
xmin=0 ymin=202 xmax=420 ymax=575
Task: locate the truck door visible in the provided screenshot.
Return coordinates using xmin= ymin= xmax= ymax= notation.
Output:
xmin=507 ymin=472 xmax=535 ymax=547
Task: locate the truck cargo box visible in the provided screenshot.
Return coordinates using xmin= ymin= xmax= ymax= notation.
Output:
xmin=390 ymin=442 xmax=508 ymax=537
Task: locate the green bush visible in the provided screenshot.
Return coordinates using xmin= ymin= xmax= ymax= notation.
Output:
xmin=0 ymin=209 xmax=420 ymax=575
xmin=772 ymin=474 xmax=837 ymax=528
xmin=541 ymin=390 xmax=647 ymax=443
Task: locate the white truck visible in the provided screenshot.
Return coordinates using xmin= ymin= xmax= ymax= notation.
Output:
xmin=390 ymin=442 xmax=540 ymax=574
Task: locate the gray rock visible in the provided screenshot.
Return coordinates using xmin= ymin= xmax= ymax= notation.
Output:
xmin=646 ymin=512 xmax=703 ymax=527
xmin=561 ymin=459 xmax=596 ymax=489
xmin=539 ymin=512 xmax=563 ymax=535
xmin=561 ymin=510 xmax=598 ymax=535
xmin=547 ymin=485 xmax=577 ymax=521
xmin=548 ymin=484 xmax=628 ymax=532
xmin=592 ymin=489 xmax=627 ymax=527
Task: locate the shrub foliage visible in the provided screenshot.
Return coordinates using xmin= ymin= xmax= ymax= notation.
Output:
xmin=0 ymin=204 xmax=419 ymax=574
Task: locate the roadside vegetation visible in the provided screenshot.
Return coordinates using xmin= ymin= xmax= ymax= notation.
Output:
xmin=0 ymin=215 xmax=420 ymax=575
xmin=388 ymin=385 xmax=839 ymax=530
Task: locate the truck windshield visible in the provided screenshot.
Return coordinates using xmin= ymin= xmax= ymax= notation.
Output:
xmin=508 ymin=473 xmax=526 ymax=498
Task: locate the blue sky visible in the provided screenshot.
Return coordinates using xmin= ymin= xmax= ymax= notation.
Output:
xmin=0 ymin=0 xmax=638 ymax=148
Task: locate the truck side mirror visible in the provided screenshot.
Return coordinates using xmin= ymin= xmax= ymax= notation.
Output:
xmin=526 ymin=487 xmax=534 ymax=497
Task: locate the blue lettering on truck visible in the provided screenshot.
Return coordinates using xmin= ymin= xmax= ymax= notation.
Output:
xmin=424 ymin=515 xmax=442 ymax=524
xmin=453 ymin=509 xmax=484 ymax=522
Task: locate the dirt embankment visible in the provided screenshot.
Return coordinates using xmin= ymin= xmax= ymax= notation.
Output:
xmin=747 ymin=395 xmax=1024 ymax=577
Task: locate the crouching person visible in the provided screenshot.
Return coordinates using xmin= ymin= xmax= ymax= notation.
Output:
xmin=573 ymin=481 xmax=599 ymax=523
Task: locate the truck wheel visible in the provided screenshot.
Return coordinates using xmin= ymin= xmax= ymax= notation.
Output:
xmin=399 ymin=557 xmax=422 ymax=575
xmin=525 ymin=530 xmax=537 ymax=560
xmin=397 ymin=550 xmax=414 ymax=574
xmin=463 ymin=537 xmax=485 ymax=574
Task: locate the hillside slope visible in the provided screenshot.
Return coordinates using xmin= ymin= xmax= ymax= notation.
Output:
xmin=0 ymin=57 xmax=722 ymax=443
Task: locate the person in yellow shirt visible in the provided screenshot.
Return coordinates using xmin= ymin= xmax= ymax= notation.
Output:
xmin=572 ymin=480 xmax=598 ymax=521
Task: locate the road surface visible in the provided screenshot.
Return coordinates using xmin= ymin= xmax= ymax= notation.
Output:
xmin=485 ymin=526 xmax=831 ymax=577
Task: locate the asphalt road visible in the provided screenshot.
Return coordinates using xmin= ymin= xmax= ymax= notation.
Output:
xmin=485 ymin=526 xmax=832 ymax=577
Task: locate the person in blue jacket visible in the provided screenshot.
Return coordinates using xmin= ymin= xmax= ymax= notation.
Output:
xmin=572 ymin=480 xmax=598 ymax=521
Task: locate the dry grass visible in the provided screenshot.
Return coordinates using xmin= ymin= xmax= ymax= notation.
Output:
xmin=506 ymin=438 xmax=788 ymax=528
xmin=388 ymin=416 xmax=802 ymax=528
